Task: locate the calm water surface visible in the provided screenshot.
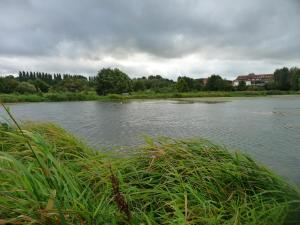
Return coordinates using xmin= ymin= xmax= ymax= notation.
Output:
xmin=1 ymin=96 xmax=300 ymax=186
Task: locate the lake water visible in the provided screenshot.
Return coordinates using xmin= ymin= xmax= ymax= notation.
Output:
xmin=1 ymin=96 xmax=300 ymax=186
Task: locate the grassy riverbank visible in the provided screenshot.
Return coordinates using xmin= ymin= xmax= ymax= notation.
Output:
xmin=0 ymin=90 xmax=299 ymax=103
xmin=1 ymin=121 xmax=300 ymax=224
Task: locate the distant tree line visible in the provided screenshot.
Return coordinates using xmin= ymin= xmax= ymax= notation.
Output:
xmin=95 ymin=67 xmax=300 ymax=95
xmin=95 ymin=69 xmax=235 ymax=95
xmin=0 ymin=71 xmax=96 ymax=94
xmin=0 ymin=66 xmax=299 ymax=95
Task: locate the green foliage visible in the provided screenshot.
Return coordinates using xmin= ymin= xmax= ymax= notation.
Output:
xmin=206 ymin=75 xmax=221 ymax=91
xmin=237 ymin=80 xmax=247 ymax=91
xmin=273 ymin=67 xmax=300 ymax=91
xmin=193 ymin=79 xmax=204 ymax=91
xmin=0 ymin=76 xmax=19 ymax=93
xmin=0 ymin=121 xmax=299 ymax=224
xmin=274 ymin=67 xmax=291 ymax=90
xmin=16 ymin=82 xmax=37 ymax=94
xmin=88 ymin=76 xmax=97 ymax=88
xmin=132 ymin=79 xmax=146 ymax=91
xmin=265 ymin=81 xmax=277 ymax=90
xmin=0 ymin=93 xmax=45 ymax=102
xmin=31 ymin=79 xmax=50 ymax=93
xmin=290 ymin=67 xmax=300 ymax=91
xmin=96 ymin=68 xmax=132 ymax=95
xmin=132 ymin=75 xmax=175 ymax=93
xmin=1 ymin=66 xmax=300 ymax=97
xmin=206 ymin=75 xmax=232 ymax=91
xmin=176 ymin=77 xmax=190 ymax=92
xmin=176 ymin=76 xmax=203 ymax=92
xmin=57 ymin=78 xmax=88 ymax=92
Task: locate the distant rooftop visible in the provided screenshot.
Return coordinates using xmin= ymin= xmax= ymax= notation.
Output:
xmin=234 ymin=73 xmax=273 ymax=81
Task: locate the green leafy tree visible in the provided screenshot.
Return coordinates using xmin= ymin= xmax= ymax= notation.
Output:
xmin=132 ymin=79 xmax=146 ymax=91
xmin=176 ymin=77 xmax=190 ymax=92
xmin=142 ymin=75 xmax=174 ymax=92
xmin=16 ymin=82 xmax=37 ymax=94
xmin=58 ymin=78 xmax=88 ymax=92
xmin=206 ymin=75 xmax=226 ymax=91
xmin=0 ymin=77 xmax=19 ymax=93
xmin=290 ymin=67 xmax=300 ymax=91
xmin=237 ymin=80 xmax=247 ymax=91
xmin=96 ymin=68 xmax=132 ymax=95
xmin=176 ymin=76 xmax=200 ymax=92
xmin=88 ymin=76 xmax=97 ymax=88
xmin=274 ymin=67 xmax=290 ymax=90
xmin=193 ymin=79 xmax=204 ymax=91
xmin=31 ymin=79 xmax=50 ymax=93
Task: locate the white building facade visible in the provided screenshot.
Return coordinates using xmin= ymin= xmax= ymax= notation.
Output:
xmin=233 ymin=74 xmax=274 ymax=87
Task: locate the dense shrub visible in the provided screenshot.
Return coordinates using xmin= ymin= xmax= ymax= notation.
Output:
xmin=58 ymin=78 xmax=88 ymax=92
xmin=16 ymin=82 xmax=37 ymax=94
xmin=31 ymin=79 xmax=50 ymax=93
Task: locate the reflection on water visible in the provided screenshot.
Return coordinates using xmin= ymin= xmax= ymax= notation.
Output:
xmin=1 ymin=96 xmax=300 ymax=186
xmin=175 ymin=98 xmax=230 ymax=104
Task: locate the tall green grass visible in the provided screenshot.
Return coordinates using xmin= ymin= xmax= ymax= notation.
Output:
xmin=0 ymin=112 xmax=299 ymax=224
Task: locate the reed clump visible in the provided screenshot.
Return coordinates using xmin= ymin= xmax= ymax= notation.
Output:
xmin=0 ymin=122 xmax=299 ymax=224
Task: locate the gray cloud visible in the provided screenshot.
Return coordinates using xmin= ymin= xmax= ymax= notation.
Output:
xmin=0 ymin=0 xmax=299 ymax=78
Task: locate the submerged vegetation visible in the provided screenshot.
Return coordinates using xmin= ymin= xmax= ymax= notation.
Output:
xmin=0 ymin=106 xmax=300 ymax=224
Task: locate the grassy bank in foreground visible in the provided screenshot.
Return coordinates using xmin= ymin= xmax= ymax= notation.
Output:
xmin=1 ymin=121 xmax=300 ymax=224
xmin=0 ymin=90 xmax=300 ymax=103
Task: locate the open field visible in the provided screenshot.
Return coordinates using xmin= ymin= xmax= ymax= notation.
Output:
xmin=1 ymin=117 xmax=299 ymax=224
xmin=0 ymin=90 xmax=299 ymax=103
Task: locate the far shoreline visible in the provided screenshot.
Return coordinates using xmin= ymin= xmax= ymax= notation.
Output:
xmin=0 ymin=90 xmax=299 ymax=104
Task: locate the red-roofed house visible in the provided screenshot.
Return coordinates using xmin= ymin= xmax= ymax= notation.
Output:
xmin=233 ymin=73 xmax=274 ymax=86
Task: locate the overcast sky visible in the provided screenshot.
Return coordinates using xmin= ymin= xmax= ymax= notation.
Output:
xmin=0 ymin=0 xmax=299 ymax=80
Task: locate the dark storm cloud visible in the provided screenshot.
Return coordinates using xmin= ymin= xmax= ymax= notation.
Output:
xmin=0 ymin=0 xmax=299 ymax=77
